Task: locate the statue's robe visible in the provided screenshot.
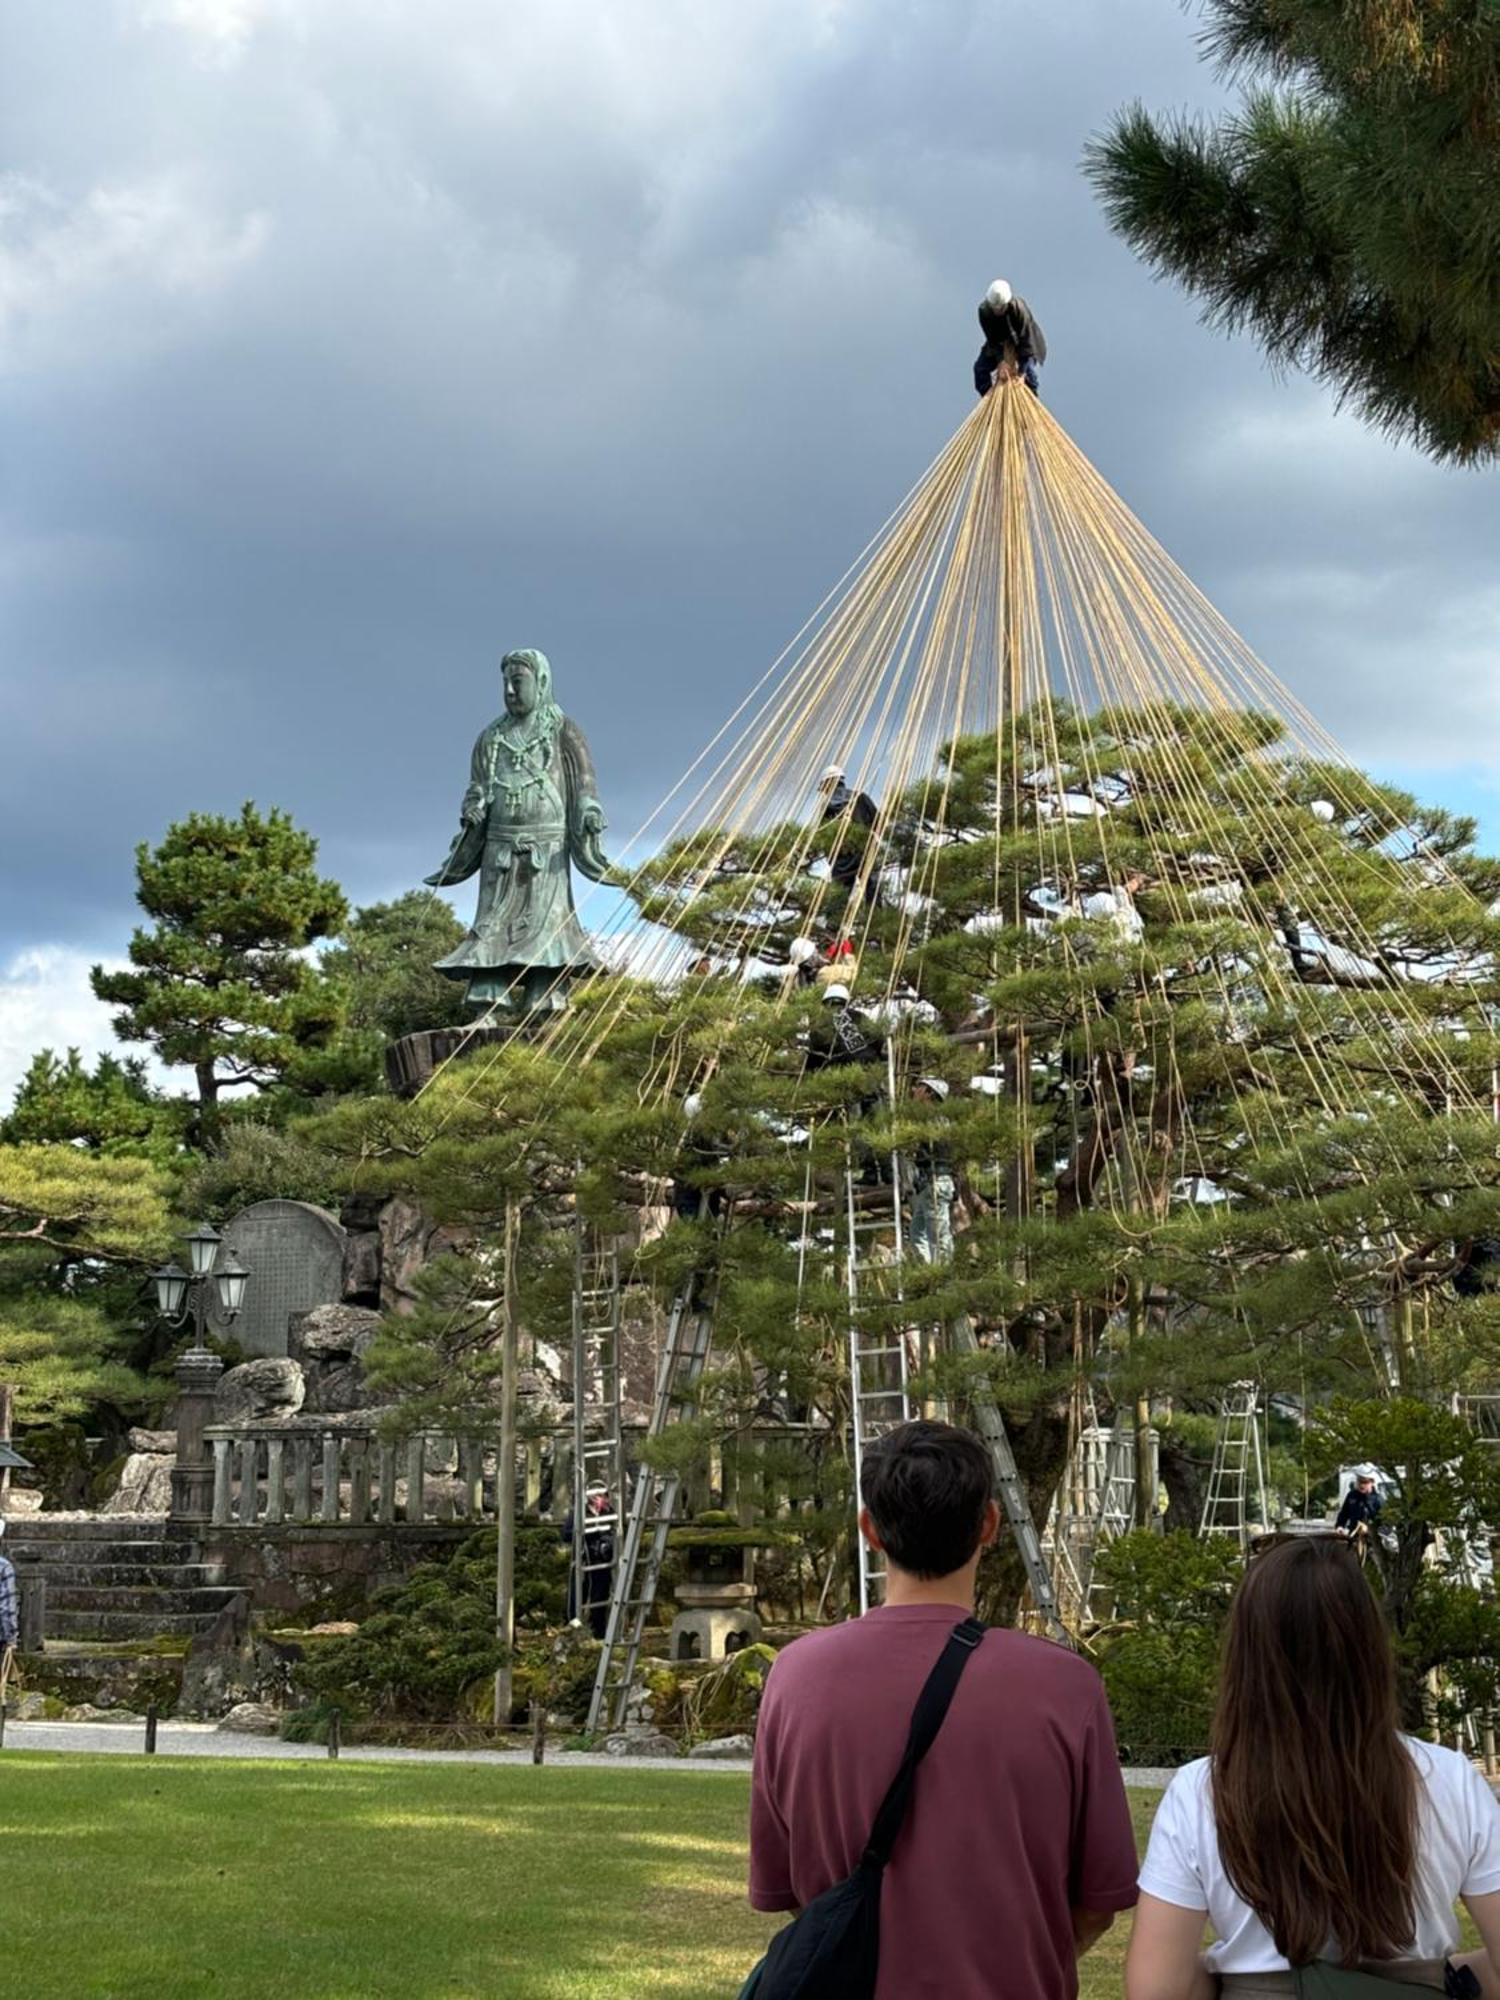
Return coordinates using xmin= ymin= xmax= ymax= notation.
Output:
xmin=427 ymin=711 xmax=607 ymax=1006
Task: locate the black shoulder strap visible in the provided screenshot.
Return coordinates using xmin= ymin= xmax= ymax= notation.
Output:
xmin=861 ymin=1616 xmax=986 ymax=1870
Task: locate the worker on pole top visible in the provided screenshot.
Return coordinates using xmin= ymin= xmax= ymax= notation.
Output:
xmin=974 ymin=278 xmax=1046 ymax=398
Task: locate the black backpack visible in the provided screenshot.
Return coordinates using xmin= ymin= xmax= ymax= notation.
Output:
xmin=739 ymin=1616 xmax=985 ymax=2000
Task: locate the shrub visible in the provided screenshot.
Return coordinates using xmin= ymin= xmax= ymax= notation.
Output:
xmin=292 ymin=1524 xmax=568 ymax=1722
xmin=1093 ymin=1531 xmax=1241 ymax=1764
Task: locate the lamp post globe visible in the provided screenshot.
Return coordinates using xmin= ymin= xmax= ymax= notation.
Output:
xmin=184 ymin=1222 xmax=223 ymax=1278
xmin=152 ymin=1263 xmax=191 ymax=1320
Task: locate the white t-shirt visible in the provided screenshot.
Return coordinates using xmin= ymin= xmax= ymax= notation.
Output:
xmin=1139 ymin=1740 xmax=1500 ymax=1973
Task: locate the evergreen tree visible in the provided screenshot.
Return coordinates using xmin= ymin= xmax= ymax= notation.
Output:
xmin=91 ymin=804 xmax=348 ymax=1134
xmin=1086 ymin=0 xmax=1500 ymax=463
xmin=0 ymin=1142 xmax=174 ymax=1428
xmin=285 ymin=891 xmax=470 ymax=1098
xmin=2 ymin=1048 xmax=180 ymax=1156
xmin=305 ymin=708 xmax=1500 ymax=1621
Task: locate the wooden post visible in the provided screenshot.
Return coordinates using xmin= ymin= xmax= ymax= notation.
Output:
xmin=530 ymin=1700 xmax=546 ymax=1765
xmin=1129 ymin=1278 xmax=1153 ymax=1530
xmin=493 ymin=1197 xmax=521 ymax=1728
xmin=145 ymin=1705 xmax=158 ymax=1755
xmin=328 ymin=1707 xmax=341 ymax=1761
xmin=0 ymin=1384 xmax=13 ymax=1507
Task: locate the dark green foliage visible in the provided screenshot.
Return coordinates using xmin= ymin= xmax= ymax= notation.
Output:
xmin=292 ymin=1527 xmax=568 ymax=1722
xmin=179 ymin=1120 xmax=345 ymax=1223
xmin=2 ymin=1049 xmax=181 ymax=1157
xmin=320 ymin=893 xmax=470 ymax=1045
xmin=1093 ymin=1532 xmax=1243 ymax=1762
xmin=1086 ymin=1 xmax=1500 ymax=462
xmin=91 ymin=803 xmax=348 ymax=1127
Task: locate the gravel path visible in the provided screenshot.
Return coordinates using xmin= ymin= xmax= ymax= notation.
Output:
xmin=0 ymin=1717 xmax=1178 ymax=1784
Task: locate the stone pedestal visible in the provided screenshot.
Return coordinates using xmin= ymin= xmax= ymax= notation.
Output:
xmin=171 ymin=1346 xmax=225 ymax=1526
xmin=669 ymin=1580 xmax=761 ymax=1663
xmin=384 ymin=1026 xmax=516 ymax=1098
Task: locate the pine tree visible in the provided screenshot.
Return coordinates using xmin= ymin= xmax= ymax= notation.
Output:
xmin=285 ymin=891 xmax=471 ymax=1098
xmin=1086 ymin=0 xmax=1500 ymax=462
xmin=2 ymin=1048 xmax=179 ymax=1156
xmin=302 ymin=707 xmax=1500 ymax=1619
xmin=0 ymin=1143 xmax=174 ymax=1427
xmin=91 ymin=804 xmax=348 ymax=1134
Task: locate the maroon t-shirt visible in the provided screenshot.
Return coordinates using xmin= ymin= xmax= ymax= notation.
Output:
xmin=749 ymin=1604 xmax=1139 ymax=1999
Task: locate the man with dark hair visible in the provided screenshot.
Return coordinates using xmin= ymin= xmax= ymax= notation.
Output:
xmin=750 ymin=1420 xmax=1137 ymax=1998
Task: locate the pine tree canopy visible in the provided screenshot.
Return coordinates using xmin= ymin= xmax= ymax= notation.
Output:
xmin=2 ymin=1048 xmax=179 ymax=1157
xmin=1086 ymin=0 xmax=1500 ymax=462
xmin=90 ymin=802 xmax=349 ymax=1123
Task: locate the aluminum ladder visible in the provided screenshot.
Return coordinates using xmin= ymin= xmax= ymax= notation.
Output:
xmin=570 ymin=1225 xmax=625 ymax=1629
xmin=586 ymin=1285 xmax=716 ymax=1734
xmin=1200 ymin=1384 xmax=1269 ymax=1548
xmin=951 ymin=1317 xmax=1068 ymax=1642
xmin=846 ymin=1152 xmax=915 ymax=1614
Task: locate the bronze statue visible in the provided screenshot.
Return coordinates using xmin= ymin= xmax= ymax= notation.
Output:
xmin=425 ymin=648 xmax=609 ymax=1014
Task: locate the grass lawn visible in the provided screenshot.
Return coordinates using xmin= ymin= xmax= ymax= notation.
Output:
xmin=0 ymin=1753 xmax=1159 ymax=1999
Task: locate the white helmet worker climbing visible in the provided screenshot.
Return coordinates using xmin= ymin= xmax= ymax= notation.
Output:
xmin=974 ymin=277 xmax=1046 ymax=399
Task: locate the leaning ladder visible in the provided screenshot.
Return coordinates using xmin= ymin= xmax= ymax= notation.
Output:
xmin=570 ymin=1225 xmax=625 ymax=1626
xmin=586 ymin=1285 xmax=716 ymax=1734
xmin=951 ymin=1318 xmax=1068 ymax=1642
xmin=1200 ymin=1384 xmax=1269 ymax=1548
xmin=846 ymin=1152 xmax=914 ymax=1614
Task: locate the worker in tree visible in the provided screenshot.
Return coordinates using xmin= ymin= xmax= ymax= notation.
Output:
xmin=973 ymin=278 xmax=1047 ymax=398
xmin=563 ymin=1482 xmax=615 ymax=1640
xmin=815 ymin=765 xmax=878 ymax=893
xmin=1335 ymin=1465 xmax=1383 ymax=1559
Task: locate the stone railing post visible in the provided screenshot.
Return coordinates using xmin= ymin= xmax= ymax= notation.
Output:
xmin=14 ymin=1550 xmax=44 ymax=1653
xmin=171 ymin=1346 xmax=225 ymax=1526
xmin=210 ymin=1436 xmax=233 ymax=1525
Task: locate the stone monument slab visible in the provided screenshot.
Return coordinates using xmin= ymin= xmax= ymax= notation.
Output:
xmin=209 ymin=1199 xmax=346 ymax=1358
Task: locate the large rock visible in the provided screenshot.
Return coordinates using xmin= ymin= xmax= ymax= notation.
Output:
xmin=127 ymin=1427 xmax=176 ymax=1455
xmin=62 ymin=1703 xmax=143 ymax=1724
xmin=601 ymin=1729 xmax=680 ymax=1759
xmin=213 ymin=1357 xmax=305 ymax=1426
xmin=101 ymin=1451 xmax=174 ymax=1516
xmin=687 ymin=1733 xmax=755 ymax=1760
xmin=342 ymin=1231 xmax=382 ymax=1303
xmin=11 ymin=1692 xmax=48 ymax=1720
xmin=179 ymin=1593 xmax=301 ymax=1720
xmin=378 ymin=1198 xmax=467 ymax=1314
xmin=289 ymin=1303 xmax=382 ymax=1414
xmin=217 ymin=1701 xmax=282 ymax=1736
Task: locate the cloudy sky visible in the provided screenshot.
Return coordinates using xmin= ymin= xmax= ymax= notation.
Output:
xmin=2 ymin=0 xmax=1497 ymax=1102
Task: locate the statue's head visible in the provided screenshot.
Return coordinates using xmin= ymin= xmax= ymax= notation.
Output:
xmin=502 ymin=648 xmax=551 ymax=719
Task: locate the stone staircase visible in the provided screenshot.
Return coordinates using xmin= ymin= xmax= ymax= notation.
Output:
xmin=8 ymin=1516 xmax=240 ymax=1643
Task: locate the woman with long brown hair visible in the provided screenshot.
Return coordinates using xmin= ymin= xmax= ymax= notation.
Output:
xmin=1127 ymin=1534 xmax=1500 ymax=1997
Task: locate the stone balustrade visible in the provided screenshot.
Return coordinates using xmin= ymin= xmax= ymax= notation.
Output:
xmin=204 ymin=1422 xmax=498 ymax=1529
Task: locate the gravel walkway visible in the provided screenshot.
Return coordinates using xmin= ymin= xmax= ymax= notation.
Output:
xmin=0 ymin=1717 xmax=1177 ymax=1784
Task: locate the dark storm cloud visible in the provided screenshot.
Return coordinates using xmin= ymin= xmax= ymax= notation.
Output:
xmin=2 ymin=0 xmax=1497 ymax=1089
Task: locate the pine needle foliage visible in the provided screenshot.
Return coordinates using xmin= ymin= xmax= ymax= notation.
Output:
xmin=1086 ymin=0 xmax=1500 ymax=462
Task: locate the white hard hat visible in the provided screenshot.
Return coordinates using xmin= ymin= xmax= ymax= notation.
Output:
xmin=1355 ymin=1463 xmax=1380 ymax=1481
xmin=822 ymin=982 xmax=850 ymax=1004
xmin=916 ymin=1076 xmax=950 ymax=1100
xmin=1309 ymin=799 xmax=1336 ymax=824
xmin=817 ymin=764 xmax=845 ymax=786
xmin=984 ymin=278 xmax=1013 ymax=310
xmin=788 ymin=936 xmax=819 ymax=965
xmin=683 ymin=1093 xmax=703 ymax=1119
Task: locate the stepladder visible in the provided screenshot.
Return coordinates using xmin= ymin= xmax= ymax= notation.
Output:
xmin=586 ymin=1285 xmax=716 ymax=1735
